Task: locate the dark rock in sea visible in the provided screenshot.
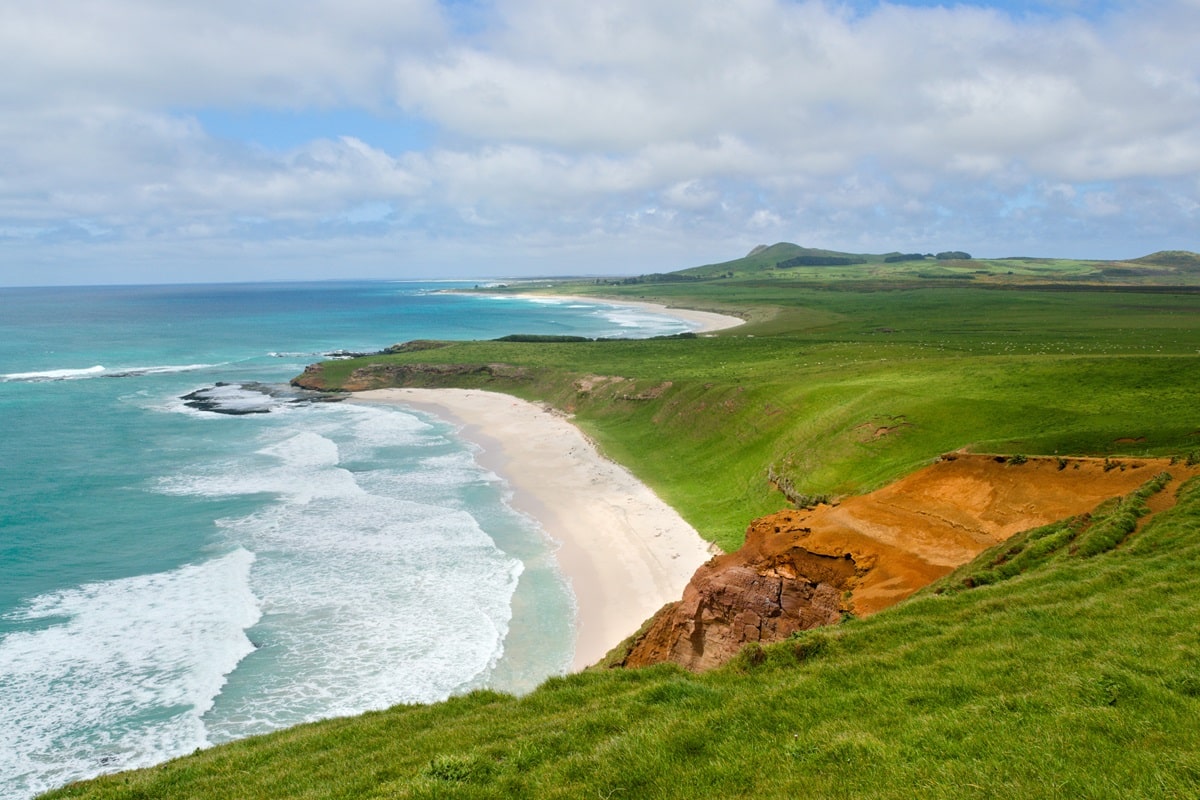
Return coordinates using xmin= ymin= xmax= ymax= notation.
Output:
xmin=323 ymin=349 xmax=373 ymax=359
xmin=181 ymin=382 xmax=345 ymax=415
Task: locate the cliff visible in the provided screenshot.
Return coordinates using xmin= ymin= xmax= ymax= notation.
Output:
xmin=619 ymin=454 xmax=1197 ymax=671
xmin=293 ymin=360 xmax=528 ymax=392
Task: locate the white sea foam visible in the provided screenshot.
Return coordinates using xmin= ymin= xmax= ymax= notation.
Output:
xmin=595 ymin=306 xmax=690 ymax=336
xmin=0 ymin=549 xmax=260 ymax=800
xmin=160 ymin=430 xmax=363 ymax=504
xmin=204 ymin=495 xmax=522 ymax=737
xmin=483 ymin=295 xmax=691 ymax=338
xmin=342 ymin=403 xmax=438 ymax=450
xmin=1 ymin=363 xmax=220 ymax=383
xmin=157 ymin=405 xmax=525 ymax=741
xmin=105 ymin=363 xmax=221 ymax=378
xmin=1 ymin=365 xmax=106 ymax=381
xmin=355 ymin=449 xmax=498 ymax=505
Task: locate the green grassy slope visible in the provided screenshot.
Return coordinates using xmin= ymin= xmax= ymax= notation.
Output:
xmin=593 ymin=243 xmax=1200 ymax=286
xmin=46 ymin=476 xmax=1200 ymax=799
xmin=43 ymin=257 xmax=1200 ymax=799
xmin=309 ymin=286 xmax=1200 ymax=552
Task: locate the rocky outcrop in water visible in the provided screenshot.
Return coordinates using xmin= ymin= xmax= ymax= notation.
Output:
xmin=182 ymin=382 xmax=344 ymax=415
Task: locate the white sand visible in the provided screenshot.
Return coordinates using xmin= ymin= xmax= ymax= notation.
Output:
xmin=352 ymin=388 xmax=715 ymax=670
xmin=515 ymin=293 xmax=744 ymax=333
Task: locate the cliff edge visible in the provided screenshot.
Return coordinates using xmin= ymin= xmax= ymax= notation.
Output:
xmin=619 ymin=454 xmax=1197 ymax=671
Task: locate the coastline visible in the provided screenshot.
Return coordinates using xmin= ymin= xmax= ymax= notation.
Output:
xmin=515 ymin=293 xmax=745 ymax=334
xmin=351 ymin=388 xmax=715 ymax=671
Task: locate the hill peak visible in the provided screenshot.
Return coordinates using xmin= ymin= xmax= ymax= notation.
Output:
xmin=1133 ymin=250 xmax=1200 ymax=270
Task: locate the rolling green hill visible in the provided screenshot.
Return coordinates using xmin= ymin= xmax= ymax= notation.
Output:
xmin=45 ymin=251 xmax=1200 ymax=799
xmin=605 ymin=243 xmax=1200 ymax=287
xmin=673 ymin=243 xmax=885 ymax=278
xmin=46 ymin=476 xmax=1200 ymax=799
xmin=302 ymin=281 xmax=1200 ymax=551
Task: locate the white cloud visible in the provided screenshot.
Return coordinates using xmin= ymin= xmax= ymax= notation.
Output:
xmin=1 ymin=0 xmax=1198 ymax=284
xmin=0 ymin=0 xmax=446 ymax=109
xmin=662 ymin=181 xmax=719 ymax=211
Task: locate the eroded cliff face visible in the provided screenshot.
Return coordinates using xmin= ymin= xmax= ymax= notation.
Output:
xmin=293 ymin=361 xmax=528 ymax=392
xmin=619 ymin=540 xmax=857 ymax=671
xmin=619 ymin=454 xmax=1196 ymax=672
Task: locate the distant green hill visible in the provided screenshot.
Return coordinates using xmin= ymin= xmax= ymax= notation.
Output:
xmin=1131 ymin=250 xmax=1200 ymax=271
xmin=674 ymin=243 xmax=883 ymax=278
xmin=637 ymin=244 xmax=1200 ymax=287
xmin=667 ymin=242 xmax=983 ymax=282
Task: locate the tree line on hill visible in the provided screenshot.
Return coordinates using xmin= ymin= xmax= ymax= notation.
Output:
xmin=774 ymin=251 xmax=972 ymax=269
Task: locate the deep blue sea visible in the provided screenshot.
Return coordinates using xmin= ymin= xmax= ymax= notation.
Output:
xmin=0 ymin=281 xmax=692 ymax=800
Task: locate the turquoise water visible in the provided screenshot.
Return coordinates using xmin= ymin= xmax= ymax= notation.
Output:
xmin=0 ymin=282 xmax=692 ymax=799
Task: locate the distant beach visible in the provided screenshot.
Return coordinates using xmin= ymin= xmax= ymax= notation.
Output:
xmin=354 ymin=387 xmax=717 ymax=670
xmin=515 ymin=294 xmax=745 ymax=334
xmin=353 ymin=297 xmax=738 ymax=667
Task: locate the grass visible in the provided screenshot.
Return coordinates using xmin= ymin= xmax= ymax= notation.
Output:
xmin=45 ymin=477 xmax=1200 ymax=799
xmin=307 ymin=285 xmax=1200 ymax=551
xmin=609 ymin=242 xmax=1200 ymax=286
xmin=43 ymin=260 xmax=1200 ymax=799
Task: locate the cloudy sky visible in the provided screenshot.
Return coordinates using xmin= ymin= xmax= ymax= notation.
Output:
xmin=2 ymin=0 xmax=1197 ymax=285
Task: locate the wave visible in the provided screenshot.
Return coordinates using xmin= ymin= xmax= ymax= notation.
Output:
xmin=0 ymin=549 xmax=260 ymax=800
xmin=1 ymin=365 xmax=106 ymax=382
xmin=593 ymin=306 xmax=693 ymax=337
xmin=2 ymin=363 xmax=219 ymax=383
xmin=106 ymin=364 xmax=221 ymax=378
xmin=157 ymin=406 xmax=525 ymax=739
xmin=483 ymin=295 xmax=692 ymax=338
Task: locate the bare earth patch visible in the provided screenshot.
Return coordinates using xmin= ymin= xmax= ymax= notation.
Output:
xmin=620 ymin=454 xmax=1200 ymax=671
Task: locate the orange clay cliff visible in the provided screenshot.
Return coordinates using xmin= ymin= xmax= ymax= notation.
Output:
xmin=618 ymin=454 xmax=1199 ymax=671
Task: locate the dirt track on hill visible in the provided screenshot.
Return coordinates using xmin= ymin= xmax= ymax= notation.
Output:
xmin=620 ymin=454 xmax=1199 ymax=671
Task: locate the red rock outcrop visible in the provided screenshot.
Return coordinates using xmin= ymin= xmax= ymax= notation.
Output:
xmin=619 ymin=542 xmax=857 ymax=671
xmin=620 ymin=454 xmax=1197 ymax=671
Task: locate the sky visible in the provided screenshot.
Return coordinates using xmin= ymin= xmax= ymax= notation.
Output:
xmin=1 ymin=0 xmax=1197 ymax=285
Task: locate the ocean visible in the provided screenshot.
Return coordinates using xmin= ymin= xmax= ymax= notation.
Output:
xmin=0 ymin=281 xmax=693 ymax=800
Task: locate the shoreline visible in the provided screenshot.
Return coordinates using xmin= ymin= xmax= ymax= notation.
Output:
xmin=513 ymin=293 xmax=745 ymax=334
xmin=351 ymin=388 xmax=715 ymax=671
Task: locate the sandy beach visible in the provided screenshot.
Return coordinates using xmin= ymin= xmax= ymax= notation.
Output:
xmin=352 ymin=387 xmax=715 ymax=671
xmin=517 ymin=293 xmax=744 ymax=334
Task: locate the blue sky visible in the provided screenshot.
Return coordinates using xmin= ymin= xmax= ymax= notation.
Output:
xmin=1 ymin=0 xmax=1196 ymax=285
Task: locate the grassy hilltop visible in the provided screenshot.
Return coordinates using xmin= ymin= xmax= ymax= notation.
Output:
xmin=47 ymin=246 xmax=1200 ymax=799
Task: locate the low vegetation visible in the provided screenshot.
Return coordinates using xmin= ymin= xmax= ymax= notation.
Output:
xmin=46 ymin=245 xmax=1200 ymax=798
xmin=307 ymin=262 xmax=1200 ymax=551
xmin=47 ymin=477 xmax=1200 ymax=799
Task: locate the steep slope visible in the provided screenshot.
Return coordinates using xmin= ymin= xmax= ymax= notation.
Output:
xmin=46 ymin=475 xmax=1200 ymax=799
xmin=619 ymin=455 xmax=1199 ymax=671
